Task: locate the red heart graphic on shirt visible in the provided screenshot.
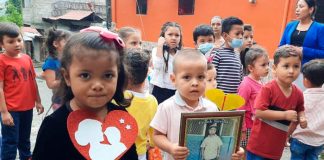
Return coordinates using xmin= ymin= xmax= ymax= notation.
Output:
xmin=67 ymin=110 xmax=138 ymax=160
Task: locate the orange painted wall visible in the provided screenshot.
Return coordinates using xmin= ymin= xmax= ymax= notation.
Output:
xmin=112 ymin=0 xmax=297 ymax=57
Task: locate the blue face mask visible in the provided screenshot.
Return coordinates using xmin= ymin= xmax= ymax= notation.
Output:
xmin=229 ymin=37 xmax=243 ymax=48
xmin=198 ymin=43 xmax=214 ymax=55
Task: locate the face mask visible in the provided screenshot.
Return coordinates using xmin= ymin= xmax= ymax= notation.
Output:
xmin=227 ymin=35 xmax=243 ymax=48
xmin=198 ymin=43 xmax=214 ymax=55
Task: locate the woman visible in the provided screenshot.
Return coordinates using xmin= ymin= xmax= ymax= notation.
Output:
xmin=210 ymin=16 xmax=225 ymax=49
xmin=280 ymin=0 xmax=324 ymax=90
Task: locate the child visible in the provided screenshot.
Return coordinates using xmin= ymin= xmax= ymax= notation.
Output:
xmin=0 ymin=22 xmax=44 ymax=160
xmin=124 ymin=48 xmax=158 ymax=160
xmin=240 ymin=24 xmax=254 ymax=75
xmin=206 ymin=62 xmax=217 ymax=91
xmin=210 ymin=16 xmax=225 ymax=49
xmin=32 ymin=27 xmax=138 ymax=159
xmin=42 ymin=28 xmax=71 ymax=110
xmin=200 ymin=124 xmax=223 ymax=160
xmin=246 ymin=45 xmax=307 ymax=160
xmin=212 ymin=16 xmax=244 ymax=94
xmin=193 ymin=24 xmax=215 ymax=57
xmin=237 ymin=45 xmax=269 ymax=149
xmin=289 ymin=59 xmax=324 ymax=160
xmin=118 ymin=27 xmax=142 ymax=49
xmin=150 ymin=22 xmax=183 ymax=104
xmin=150 ymin=49 xmax=244 ymax=160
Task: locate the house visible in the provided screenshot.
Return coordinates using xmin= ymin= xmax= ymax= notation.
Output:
xmin=111 ymin=0 xmax=324 ymax=56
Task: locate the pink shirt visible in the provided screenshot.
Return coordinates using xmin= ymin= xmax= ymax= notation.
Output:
xmin=237 ymin=76 xmax=262 ymax=129
xmin=150 ymin=91 xmax=218 ymax=160
xmin=292 ymin=86 xmax=324 ymax=146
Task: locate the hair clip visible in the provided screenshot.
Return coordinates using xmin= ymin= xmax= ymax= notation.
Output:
xmin=207 ymin=55 xmax=214 ymax=63
xmin=80 ymin=26 xmax=125 ymax=49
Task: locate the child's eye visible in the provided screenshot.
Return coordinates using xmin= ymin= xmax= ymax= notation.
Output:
xmin=294 ymin=64 xmax=300 ymax=69
xmin=183 ymin=75 xmax=190 ymax=80
xmin=198 ymin=75 xmax=205 ymax=80
xmin=104 ymin=73 xmax=114 ymax=79
xmin=79 ymin=73 xmax=90 ymax=79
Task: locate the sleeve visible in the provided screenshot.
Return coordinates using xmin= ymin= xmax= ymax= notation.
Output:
xmin=279 ymin=22 xmax=293 ymax=46
xmin=237 ymin=79 xmax=252 ymax=111
xmin=200 ymin=138 xmax=207 ymax=147
xmin=42 ymin=58 xmax=58 ymax=71
xmin=151 ymin=48 xmax=165 ymax=71
xmin=150 ymin=103 xmax=169 ymax=134
xmin=212 ymin=51 xmax=220 ymax=73
xmin=32 ymin=117 xmax=58 ymax=159
xmin=0 ymin=59 xmax=5 ymax=81
xmin=302 ymin=24 xmax=324 ymax=59
xmin=295 ymin=88 xmax=305 ymax=113
xmin=254 ymin=86 xmax=271 ymax=110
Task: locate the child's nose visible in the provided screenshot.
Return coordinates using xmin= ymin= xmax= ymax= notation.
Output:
xmin=92 ymin=81 xmax=104 ymax=91
xmin=191 ymin=79 xmax=199 ymax=86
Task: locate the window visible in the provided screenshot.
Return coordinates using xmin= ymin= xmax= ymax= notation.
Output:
xmin=22 ymin=0 xmax=32 ymax=8
xmin=178 ymin=0 xmax=195 ymax=15
xmin=136 ymin=0 xmax=147 ymax=15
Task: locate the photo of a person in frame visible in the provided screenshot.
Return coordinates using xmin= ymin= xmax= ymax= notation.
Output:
xmin=200 ymin=123 xmax=223 ymax=160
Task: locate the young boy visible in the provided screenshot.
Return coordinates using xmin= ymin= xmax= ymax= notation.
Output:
xmin=124 ymin=48 xmax=158 ymax=160
xmin=246 ymin=45 xmax=307 ymax=160
xmin=212 ymin=16 xmax=244 ymax=94
xmin=150 ymin=49 xmax=243 ymax=160
xmin=193 ymin=24 xmax=215 ymax=57
xmin=289 ymin=59 xmax=324 ymax=160
xmin=201 ymin=124 xmax=223 ymax=160
xmin=0 ymin=22 xmax=44 ymax=159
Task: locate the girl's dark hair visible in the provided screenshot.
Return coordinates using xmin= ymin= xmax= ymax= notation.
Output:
xmin=0 ymin=22 xmax=20 ymax=44
xmin=244 ymin=45 xmax=268 ymax=74
xmin=59 ymin=32 xmax=131 ymax=107
xmin=118 ymin=27 xmax=140 ymax=42
xmin=301 ymin=0 xmax=317 ymax=19
xmin=45 ymin=28 xmax=71 ymax=58
xmin=159 ymin=22 xmax=183 ymax=72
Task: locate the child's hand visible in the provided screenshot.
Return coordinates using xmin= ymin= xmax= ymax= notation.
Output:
xmin=36 ymin=102 xmax=44 ymax=115
xmin=1 ymin=111 xmax=14 ymax=126
xmin=299 ymin=116 xmax=307 ymax=129
xmin=157 ymin=37 xmax=166 ymax=47
xmin=231 ymin=147 xmax=244 ymax=160
xmin=284 ymin=110 xmax=298 ymax=122
xmin=170 ymin=144 xmax=189 ymax=160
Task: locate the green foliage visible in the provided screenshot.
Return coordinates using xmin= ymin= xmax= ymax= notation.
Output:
xmin=1 ymin=0 xmax=22 ymax=26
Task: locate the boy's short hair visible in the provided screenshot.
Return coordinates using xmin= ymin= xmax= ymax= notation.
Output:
xmin=173 ymin=49 xmax=207 ymax=73
xmin=244 ymin=24 xmax=253 ymax=32
xmin=125 ymin=48 xmax=151 ymax=85
xmin=0 ymin=22 xmax=20 ymax=44
xmin=193 ymin=24 xmax=215 ymax=43
xmin=221 ymin=16 xmax=244 ymax=34
xmin=273 ymin=45 xmax=302 ymax=65
xmin=302 ymin=59 xmax=324 ymax=87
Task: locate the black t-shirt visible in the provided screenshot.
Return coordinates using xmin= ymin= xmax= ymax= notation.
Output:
xmin=32 ymin=102 xmax=138 ymax=160
xmin=290 ymin=29 xmax=307 ymax=47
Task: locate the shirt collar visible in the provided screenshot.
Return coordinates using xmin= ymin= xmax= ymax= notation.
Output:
xmin=174 ymin=91 xmax=205 ymax=111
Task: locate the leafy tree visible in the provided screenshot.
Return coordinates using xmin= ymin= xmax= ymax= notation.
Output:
xmin=1 ymin=0 xmax=22 ymax=26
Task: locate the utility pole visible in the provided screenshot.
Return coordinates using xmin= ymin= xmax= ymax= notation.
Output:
xmin=106 ymin=0 xmax=112 ymax=29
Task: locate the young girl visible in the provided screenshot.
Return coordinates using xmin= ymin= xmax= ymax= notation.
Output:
xmin=118 ymin=27 xmax=142 ymax=49
xmin=42 ymin=28 xmax=71 ymax=111
xmin=32 ymin=27 xmax=138 ymax=159
xmin=206 ymin=62 xmax=217 ymax=91
xmin=240 ymin=24 xmax=254 ymax=75
xmin=150 ymin=21 xmax=183 ymax=103
xmin=237 ymin=45 xmax=269 ymax=149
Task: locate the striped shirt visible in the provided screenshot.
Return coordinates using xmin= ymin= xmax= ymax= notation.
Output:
xmin=292 ymin=86 xmax=324 ymax=146
xmin=212 ymin=48 xmax=243 ymax=93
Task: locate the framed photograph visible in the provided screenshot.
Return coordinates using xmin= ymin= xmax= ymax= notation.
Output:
xmin=179 ymin=111 xmax=244 ymax=160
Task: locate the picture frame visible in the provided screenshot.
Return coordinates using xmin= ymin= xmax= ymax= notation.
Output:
xmin=179 ymin=111 xmax=245 ymax=160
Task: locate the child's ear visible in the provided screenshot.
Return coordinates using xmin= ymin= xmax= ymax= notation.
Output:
xmin=53 ymin=40 xmax=59 ymax=48
xmin=247 ymin=64 xmax=253 ymax=73
xmin=170 ymin=73 xmax=176 ymax=86
xmin=61 ymin=68 xmax=71 ymax=86
xmin=194 ymin=42 xmax=198 ymax=48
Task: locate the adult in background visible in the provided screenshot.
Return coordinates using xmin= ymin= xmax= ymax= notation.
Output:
xmin=211 ymin=16 xmax=225 ymax=49
xmin=279 ymin=0 xmax=324 ymax=90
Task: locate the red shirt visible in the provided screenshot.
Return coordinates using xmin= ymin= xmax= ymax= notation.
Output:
xmin=247 ymin=80 xmax=304 ymax=159
xmin=0 ymin=54 xmax=37 ymax=111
